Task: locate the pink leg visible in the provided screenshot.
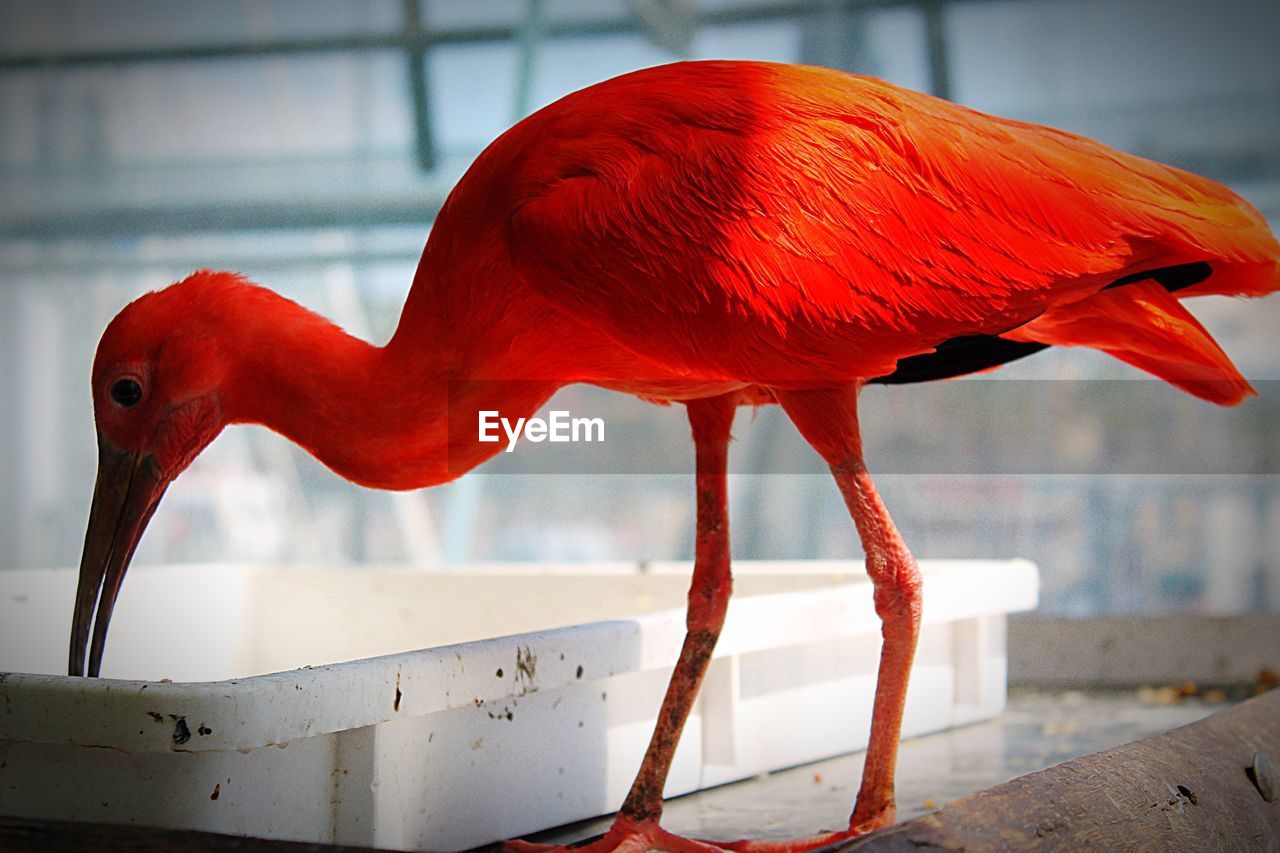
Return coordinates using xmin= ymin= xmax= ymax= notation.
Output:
xmin=674 ymin=387 xmax=917 ymax=853
xmin=775 ymin=385 xmax=922 ymax=835
xmin=506 ymin=394 xmax=737 ymax=853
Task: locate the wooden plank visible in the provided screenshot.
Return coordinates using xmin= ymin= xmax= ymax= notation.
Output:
xmin=0 ymin=816 xmax=381 ymax=853
xmin=849 ymin=688 xmax=1280 ymax=850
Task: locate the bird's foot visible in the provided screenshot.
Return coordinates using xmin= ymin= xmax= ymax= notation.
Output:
xmin=504 ymin=815 xmax=729 ymax=853
xmin=699 ymin=829 xmax=861 ymax=853
xmin=702 ymin=804 xmax=895 ymax=852
xmin=502 ymin=808 xmax=894 ymax=853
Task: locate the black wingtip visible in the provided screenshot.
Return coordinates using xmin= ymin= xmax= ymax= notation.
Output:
xmin=870 ymin=335 xmax=1050 ymax=385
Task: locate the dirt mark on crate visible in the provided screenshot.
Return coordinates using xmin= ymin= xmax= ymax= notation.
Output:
xmin=171 ymin=716 xmax=191 ymax=745
xmin=516 ymin=646 xmax=538 ymax=695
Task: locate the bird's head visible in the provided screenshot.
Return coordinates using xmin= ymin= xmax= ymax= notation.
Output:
xmin=70 ymin=271 xmax=236 ymax=677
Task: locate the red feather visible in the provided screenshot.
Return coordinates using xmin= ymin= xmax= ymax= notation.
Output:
xmin=395 ymin=60 xmax=1279 ymax=398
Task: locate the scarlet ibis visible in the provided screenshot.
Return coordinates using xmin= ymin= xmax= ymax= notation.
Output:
xmin=71 ymin=61 xmax=1278 ymax=851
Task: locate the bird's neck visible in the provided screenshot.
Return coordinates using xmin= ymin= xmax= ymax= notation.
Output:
xmin=220 ymin=287 xmax=556 ymax=491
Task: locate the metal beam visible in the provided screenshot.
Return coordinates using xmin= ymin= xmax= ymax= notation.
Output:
xmin=513 ymin=0 xmax=546 ymax=121
xmin=402 ymin=0 xmax=437 ymax=171
xmin=0 ymin=1 xmax=973 ymax=72
xmin=2 ymin=149 xmax=1273 ymax=241
xmin=0 ymin=247 xmax=425 ymax=277
xmin=0 ymin=192 xmax=449 ymax=240
xmin=922 ymin=0 xmax=952 ymax=100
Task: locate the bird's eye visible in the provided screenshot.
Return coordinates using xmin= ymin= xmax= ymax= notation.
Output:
xmin=110 ymin=378 xmax=143 ymax=409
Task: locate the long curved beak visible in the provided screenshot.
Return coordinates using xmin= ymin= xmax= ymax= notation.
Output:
xmin=69 ymin=434 xmax=169 ymax=677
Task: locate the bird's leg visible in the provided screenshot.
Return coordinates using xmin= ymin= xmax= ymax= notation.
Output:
xmin=616 ymin=394 xmax=736 ymax=825
xmin=829 ymin=450 xmax=920 ymax=834
xmin=660 ymin=388 xmax=914 ymax=853
xmin=737 ymin=385 xmax=918 ymax=846
xmin=505 ymin=394 xmax=737 ymax=853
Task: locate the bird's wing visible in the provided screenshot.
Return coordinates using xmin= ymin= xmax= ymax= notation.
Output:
xmin=499 ymin=61 xmax=1279 ymax=384
xmin=1003 ymin=280 xmax=1256 ymax=404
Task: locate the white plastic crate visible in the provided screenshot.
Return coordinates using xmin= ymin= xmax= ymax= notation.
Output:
xmin=0 ymin=560 xmax=1038 ymax=850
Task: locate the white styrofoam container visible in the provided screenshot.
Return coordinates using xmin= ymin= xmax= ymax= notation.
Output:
xmin=0 ymin=560 xmax=1038 ymax=850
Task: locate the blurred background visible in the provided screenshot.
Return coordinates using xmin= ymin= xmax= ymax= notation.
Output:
xmin=1 ymin=0 xmax=1277 ymax=616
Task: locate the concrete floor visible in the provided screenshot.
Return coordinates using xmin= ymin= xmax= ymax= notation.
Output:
xmin=524 ymin=689 xmax=1230 ymax=845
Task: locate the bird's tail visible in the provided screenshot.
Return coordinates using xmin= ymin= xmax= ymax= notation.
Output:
xmin=1003 ymin=278 xmax=1265 ymax=405
xmin=1002 ymin=171 xmax=1280 ymax=406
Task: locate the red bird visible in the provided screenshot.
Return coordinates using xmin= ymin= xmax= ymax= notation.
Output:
xmin=72 ymin=61 xmax=1278 ymax=851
